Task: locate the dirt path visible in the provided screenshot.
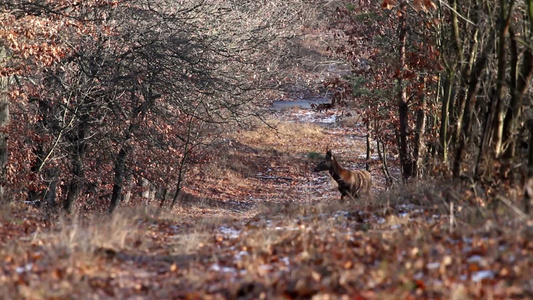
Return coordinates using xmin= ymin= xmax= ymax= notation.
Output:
xmin=180 ymin=99 xmax=390 ymax=216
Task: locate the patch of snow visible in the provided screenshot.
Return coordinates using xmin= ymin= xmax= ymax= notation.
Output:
xmin=219 ymin=226 xmax=240 ymax=239
xmin=462 ymin=246 xmax=472 ymax=253
xmin=466 ymin=255 xmax=483 ymax=263
xmin=445 ymin=237 xmax=459 ymax=245
xmin=258 ymin=264 xmax=273 ymax=272
xmin=210 ymin=264 xmax=237 ymax=273
xmin=432 ymin=279 xmax=443 ymax=286
xmin=398 ymin=212 xmax=408 ymax=218
xmin=275 ymin=226 xmax=299 ymax=231
xmin=390 ymin=224 xmax=402 ymax=230
xmin=234 ymin=251 xmax=248 ymax=261
xmin=291 ymin=111 xmax=337 ymax=125
xmin=413 ymin=271 xmax=424 ymax=280
xmin=333 ymin=211 xmax=350 ymax=218
xmin=318 ymin=115 xmax=336 ymax=124
xmin=281 ymin=257 xmax=290 ymax=266
xmin=377 ymin=217 xmax=386 ymax=224
xmin=15 ymin=263 xmax=33 ymax=274
xmin=426 ymin=262 xmax=440 ymax=269
xmin=398 ymin=203 xmax=417 ymax=210
xmin=462 ymin=237 xmax=473 ymax=244
xmin=471 ymin=270 xmax=495 ymax=282
xmin=357 ymin=154 xmax=380 ymax=160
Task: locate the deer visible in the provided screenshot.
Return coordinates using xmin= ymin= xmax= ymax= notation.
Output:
xmin=313 ymin=150 xmax=371 ymax=201
xmin=310 ymin=103 xmax=333 ymax=112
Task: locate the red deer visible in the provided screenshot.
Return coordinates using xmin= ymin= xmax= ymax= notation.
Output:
xmin=313 ymin=150 xmax=371 ymax=200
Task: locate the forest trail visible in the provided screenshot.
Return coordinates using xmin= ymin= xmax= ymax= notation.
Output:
xmin=178 ymin=96 xmax=391 ymax=219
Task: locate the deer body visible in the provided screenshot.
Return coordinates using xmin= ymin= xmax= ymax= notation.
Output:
xmin=313 ymin=150 xmax=371 ymax=200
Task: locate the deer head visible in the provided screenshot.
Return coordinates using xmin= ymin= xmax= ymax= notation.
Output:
xmin=313 ymin=150 xmax=333 ymax=172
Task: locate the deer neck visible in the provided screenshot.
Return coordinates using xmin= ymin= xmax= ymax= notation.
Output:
xmin=329 ymin=156 xmax=344 ymax=183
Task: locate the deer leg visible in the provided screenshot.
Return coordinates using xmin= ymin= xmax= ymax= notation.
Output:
xmin=344 ymin=190 xmax=357 ymax=202
xmin=340 ymin=194 xmax=345 ymax=202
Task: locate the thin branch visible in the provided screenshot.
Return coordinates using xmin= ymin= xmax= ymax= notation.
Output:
xmin=37 ymin=106 xmax=77 ymax=173
xmin=495 ymin=194 xmax=529 ymax=221
xmin=438 ymin=0 xmax=476 ymax=26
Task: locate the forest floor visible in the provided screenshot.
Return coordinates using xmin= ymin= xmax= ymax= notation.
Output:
xmin=1 ymin=100 xmax=532 ymax=300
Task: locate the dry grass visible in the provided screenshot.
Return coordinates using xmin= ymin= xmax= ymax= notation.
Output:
xmin=0 ymin=201 xmax=11 ymax=222
xmin=41 ymin=209 xmax=142 ymax=259
xmin=236 ymin=120 xmax=326 ymax=155
xmin=1 ymin=177 xmax=530 ymax=299
xmin=0 ymin=208 xmax=145 ymax=299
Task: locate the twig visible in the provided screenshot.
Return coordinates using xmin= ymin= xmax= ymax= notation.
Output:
xmin=450 ymin=201 xmax=454 ymax=233
xmin=438 ymin=0 xmax=475 ymax=26
xmin=38 ymin=105 xmax=77 ymax=173
xmin=495 ymin=194 xmax=529 ymax=220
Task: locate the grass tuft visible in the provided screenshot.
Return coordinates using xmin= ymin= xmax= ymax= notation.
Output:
xmin=307 ymin=151 xmax=323 ymax=159
xmin=237 ymin=121 xmax=326 ymax=155
xmin=42 ymin=209 xmax=141 ymax=260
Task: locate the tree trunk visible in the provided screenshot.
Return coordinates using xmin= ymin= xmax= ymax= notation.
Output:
xmin=413 ymin=76 xmax=427 ymax=177
xmin=451 ymin=11 xmax=480 ymax=154
xmin=397 ymin=1 xmax=413 ymax=180
xmin=27 ymin=98 xmax=49 ymax=204
xmin=452 ymin=33 xmax=495 ymax=177
xmin=122 ymin=171 xmax=132 ymax=204
xmin=475 ymin=87 xmax=497 ymax=178
xmin=528 ymin=120 xmax=533 ymax=178
xmin=44 ymin=176 xmax=58 ymax=211
xmin=64 ymin=159 xmax=83 ymax=213
xmin=440 ymin=71 xmax=454 ymax=161
xmin=109 ymin=146 xmax=128 ymax=213
xmin=492 ymin=0 xmax=515 ymax=158
xmin=158 ymin=186 xmax=168 ymax=208
xmin=141 ymin=177 xmax=151 ymax=200
xmin=377 ymin=138 xmax=392 ymax=185
xmin=365 ymin=122 xmax=371 ymax=172
xmin=63 ymin=116 xmax=88 ymax=213
xmin=525 ymin=120 xmax=533 ymax=214
xmin=170 ymin=151 xmax=188 ymax=209
xmin=0 ymin=45 xmax=9 ymax=202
